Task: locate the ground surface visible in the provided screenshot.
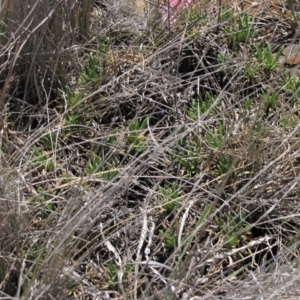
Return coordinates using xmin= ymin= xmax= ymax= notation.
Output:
xmin=2 ymin=0 xmax=300 ymax=299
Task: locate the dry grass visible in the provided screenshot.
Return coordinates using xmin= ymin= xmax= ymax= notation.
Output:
xmin=1 ymin=0 xmax=300 ymax=299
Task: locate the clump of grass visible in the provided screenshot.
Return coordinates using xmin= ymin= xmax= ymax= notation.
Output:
xmin=216 ymin=213 xmax=249 ymax=248
xmin=254 ymin=43 xmax=283 ymax=71
xmin=225 ymin=12 xmax=259 ymax=49
xmin=173 ymin=132 xmax=202 ymax=177
xmin=159 ymin=182 xmax=182 ymax=212
xmin=127 ymin=118 xmax=149 ymax=154
xmin=0 ymin=0 xmax=91 ymax=129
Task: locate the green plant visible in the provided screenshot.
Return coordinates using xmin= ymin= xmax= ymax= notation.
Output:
xmin=100 ymin=161 xmax=120 ymax=180
xmin=187 ymin=100 xmax=201 ymax=121
xmin=160 ymin=182 xmax=182 ymax=212
xmin=63 ymin=86 xmax=83 ymax=109
xmin=32 ymin=147 xmax=55 ymax=172
xmin=244 ymin=61 xmax=260 ymax=80
xmin=27 ymin=240 xmax=46 ymax=274
xmin=27 ymin=241 xmax=43 ymax=261
xmin=127 ymin=118 xmax=149 ymax=154
xmin=245 ymin=97 xmax=252 ymax=110
xmin=204 ymin=123 xmax=225 ymax=149
xmin=283 ymin=74 xmax=300 ymax=103
xmin=285 ymin=222 xmax=300 ymax=246
xmin=106 ymin=129 xmax=118 ymax=145
xmin=181 ymin=202 xmax=214 ymax=248
xmin=188 ymin=92 xmax=218 ymax=120
xmin=174 ymin=133 xmax=202 ymax=176
xmin=220 ymin=6 xmax=235 ymax=22
xmin=105 ymin=262 xmax=134 ymax=288
xmin=280 ymin=114 xmax=298 ymax=130
xmin=159 ymin=226 xmax=177 ymax=250
xmin=79 ymin=54 xmax=102 ymax=84
xmin=185 ymin=26 xmax=200 ymax=41
xmin=217 ymin=52 xmax=226 ymax=64
xmin=60 ymin=172 xmax=73 ymax=185
xmin=86 ymin=152 xmax=103 ymax=175
xmin=86 ymin=143 xmax=120 ymax=180
xmin=261 ymin=91 xmax=278 ymax=111
xmin=67 ymin=281 xmax=79 ymax=297
xmin=255 ymin=43 xmax=266 ymax=63
xmin=216 ymin=213 xmax=248 ymax=248
xmin=215 ymin=154 xmax=234 ymax=176
xmin=225 ymin=13 xmax=258 ymax=48
xmin=254 ymin=43 xmax=282 ymax=71
xmin=35 ymin=187 xmax=55 ymax=211
xmin=40 ymin=131 xmax=58 ymax=150
xmin=106 ymin=263 xmax=118 ymax=286
xmin=217 ymin=52 xmax=233 ymax=74
xmin=62 ymin=86 xmax=85 ymax=126
xmin=64 ymin=113 xmax=85 ymax=127
xmin=78 ymin=39 xmax=112 ymax=88
xmin=284 ymin=74 xmax=299 ymax=91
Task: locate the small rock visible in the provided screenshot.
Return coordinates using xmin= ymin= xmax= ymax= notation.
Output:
xmin=279 ymin=44 xmax=300 ymax=65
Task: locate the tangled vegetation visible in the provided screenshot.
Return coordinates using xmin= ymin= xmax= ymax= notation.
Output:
xmin=1 ymin=0 xmax=300 ymax=299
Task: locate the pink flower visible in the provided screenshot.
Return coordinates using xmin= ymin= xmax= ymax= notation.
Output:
xmin=159 ymin=0 xmax=193 ymax=24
